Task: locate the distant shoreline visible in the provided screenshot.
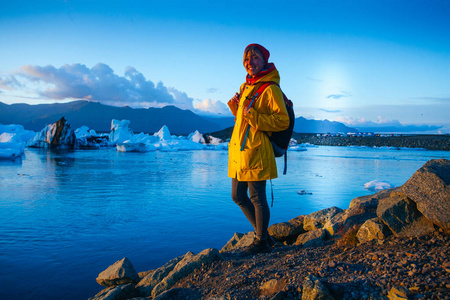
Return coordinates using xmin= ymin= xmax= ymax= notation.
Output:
xmin=293 ymin=133 xmax=450 ymax=151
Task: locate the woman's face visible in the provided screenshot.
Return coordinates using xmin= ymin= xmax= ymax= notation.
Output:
xmin=244 ymin=50 xmax=265 ymax=77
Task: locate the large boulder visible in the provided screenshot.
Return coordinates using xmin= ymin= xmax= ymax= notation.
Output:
xmin=304 ymin=206 xmax=343 ymax=231
xmin=96 ymin=257 xmax=140 ymax=287
xmin=302 ymin=275 xmax=334 ymax=300
xmin=324 ymin=191 xmax=391 ymax=237
xmin=402 ymin=159 xmax=450 ymax=233
xmin=136 ymin=255 xmax=185 ymax=297
xmin=377 ymin=191 xmax=435 ymax=238
xmin=221 ymin=231 xmax=256 ymax=252
xmin=88 ymin=284 xmax=137 ymax=300
xmin=268 ymin=215 xmax=306 ymax=241
xmin=357 ymin=218 xmax=391 ymax=243
xmin=349 ymin=188 xmax=397 ymax=209
xmin=294 ymin=229 xmax=327 ymax=247
xmin=151 ymin=248 xmax=220 ymax=298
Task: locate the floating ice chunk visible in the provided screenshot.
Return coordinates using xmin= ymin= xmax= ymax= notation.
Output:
xmin=155 ymin=139 xmax=206 ymax=151
xmin=289 ymin=138 xmax=298 ymax=146
xmin=109 ymin=119 xmax=133 ymax=145
xmin=76 ymin=125 xmax=109 ymax=148
xmin=0 ymin=124 xmax=36 ymax=143
xmin=364 ymin=180 xmax=394 ymax=191
xmin=154 ymin=125 xmax=171 ymax=141
xmin=301 ymin=143 xmax=318 ymax=148
xmin=288 ymin=145 xmax=307 ymax=151
xmin=207 ymin=135 xmax=223 ymax=145
xmin=75 ymin=125 xmax=97 ymax=139
xmin=27 ymin=117 xmax=76 ymax=149
xmin=117 ymin=141 xmax=156 ymax=152
xmin=117 ymin=132 xmax=158 ymax=152
xmin=0 ymin=132 xmax=25 ymax=160
xmin=188 ymin=130 xmax=206 ymax=144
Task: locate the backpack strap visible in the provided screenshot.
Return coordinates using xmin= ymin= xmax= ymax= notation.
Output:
xmin=240 ymin=81 xmax=276 ymax=151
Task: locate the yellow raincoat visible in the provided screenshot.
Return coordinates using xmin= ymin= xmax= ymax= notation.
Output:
xmin=227 ymin=64 xmax=290 ymax=181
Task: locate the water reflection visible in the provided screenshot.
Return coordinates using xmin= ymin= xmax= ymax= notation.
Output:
xmin=1 ymin=146 xmax=449 ymax=300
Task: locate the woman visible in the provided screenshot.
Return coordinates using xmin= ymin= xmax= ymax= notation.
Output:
xmin=228 ymin=44 xmax=290 ymax=254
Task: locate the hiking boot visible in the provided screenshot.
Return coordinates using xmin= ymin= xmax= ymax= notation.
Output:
xmin=242 ymin=238 xmax=271 ymax=255
xmin=267 ymin=235 xmax=276 ymax=247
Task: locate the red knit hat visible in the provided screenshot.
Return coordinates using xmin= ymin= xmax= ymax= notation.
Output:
xmin=245 ymin=43 xmax=270 ymax=64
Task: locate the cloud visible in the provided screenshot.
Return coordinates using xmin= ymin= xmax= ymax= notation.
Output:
xmin=206 ymin=88 xmax=219 ymax=93
xmin=194 ymin=99 xmax=231 ymax=116
xmin=326 ymin=91 xmax=351 ymax=100
xmin=319 ymin=108 xmax=341 ymax=113
xmin=0 ymin=63 xmax=194 ymax=110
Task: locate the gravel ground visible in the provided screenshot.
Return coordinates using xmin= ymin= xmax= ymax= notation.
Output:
xmin=173 ymin=231 xmax=450 ymax=299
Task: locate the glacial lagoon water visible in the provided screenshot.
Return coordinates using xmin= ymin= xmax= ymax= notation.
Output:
xmin=1 ymin=146 xmax=449 ymax=299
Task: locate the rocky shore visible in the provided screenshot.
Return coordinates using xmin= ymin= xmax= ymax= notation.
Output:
xmin=293 ymin=134 xmax=450 ymax=151
xmin=89 ymin=159 xmax=450 ymax=300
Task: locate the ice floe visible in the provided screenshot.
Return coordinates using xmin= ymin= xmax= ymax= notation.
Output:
xmin=364 ymin=180 xmax=394 ymax=191
xmin=0 ymin=124 xmax=36 ymax=160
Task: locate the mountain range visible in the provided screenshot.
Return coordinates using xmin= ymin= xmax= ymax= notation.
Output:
xmin=0 ymin=101 xmax=357 ymax=134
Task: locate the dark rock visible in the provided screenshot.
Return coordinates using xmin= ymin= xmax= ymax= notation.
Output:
xmin=88 ymin=283 xmax=137 ymax=300
xmin=221 ymin=231 xmax=255 ymax=252
xmin=260 ymin=278 xmax=287 ymax=297
xmin=349 ymin=188 xmax=397 ymax=209
xmin=151 ymin=248 xmax=220 ymax=298
xmin=304 ymin=206 xmax=344 ymax=231
xmin=402 ymin=159 xmax=450 ymax=233
xmin=302 ymin=275 xmax=334 ymax=300
xmin=357 ymin=218 xmax=391 ymax=243
xmin=268 ymin=220 xmax=305 ymax=241
xmin=136 ymin=255 xmax=185 ymax=297
xmin=96 ymin=257 xmax=140 ymax=287
xmin=294 ymin=228 xmax=327 ymax=247
xmin=387 ymin=286 xmax=409 ymax=300
xmin=377 ymin=191 xmax=435 ymax=238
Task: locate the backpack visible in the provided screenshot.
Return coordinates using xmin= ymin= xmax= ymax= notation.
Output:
xmin=243 ymin=81 xmax=295 ymax=175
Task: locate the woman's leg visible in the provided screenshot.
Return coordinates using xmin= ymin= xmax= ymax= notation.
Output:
xmin=231 ymin=178 xmax=257 ymax=231
xmin=248 ymin=180 xmax=270 ymax=241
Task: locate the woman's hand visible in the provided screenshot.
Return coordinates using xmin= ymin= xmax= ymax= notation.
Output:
xmin=230 ymin=93 xmax=240 ymax=105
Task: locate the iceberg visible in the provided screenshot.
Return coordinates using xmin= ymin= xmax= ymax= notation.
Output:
xmin=286 ymin=138 xmax=308 ymax=152
xmin=154 ymin=125 xmax=171 ymax=141
xmin=288 ymin=145 xmax=307 ymax=152
xmin=117 ymin=132 xmax=158 ymax=152
xmin=188 ymin=130 xmax=206 ymax=144
xmin=364 ymin=180 xmax=394 ymax=191
xmin=27 ymin=117 xmax=77 ymax=149
xmin=0 ymin=132 xmax=25 ymax=160
xmin=205 ymin=135 xmax=223 ymax=145
xmin=0 ymin=124 xmax=35 ymax=159
xmin=75 ymin=126 xmax=109 ymax=149
xmin=0 ymin=124 xmax=36 ymax=142
xmin=117 ymin=141 xmax=157 ymax=152
xmin=115 ymin=122 xmax=213 ymax=152
xmin=109 ymin=119 xmax=133 ymax=145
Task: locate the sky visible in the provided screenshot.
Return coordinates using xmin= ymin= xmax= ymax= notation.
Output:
xmin=1 ymin=0 xmax=449 ymax=133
